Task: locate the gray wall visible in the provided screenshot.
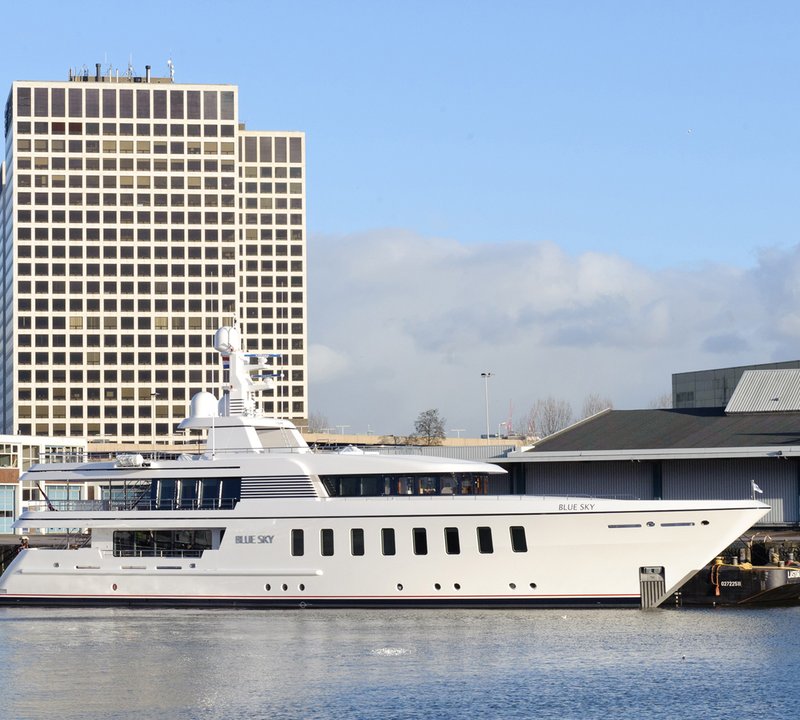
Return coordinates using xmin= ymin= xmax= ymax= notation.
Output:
xmin=512 ymin=457 xmax=799 ymax=526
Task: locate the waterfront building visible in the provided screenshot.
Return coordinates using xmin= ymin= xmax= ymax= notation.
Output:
xmin=0 ymin=63 xmax=307 ymax=443
xmin=0 ymin=434 xmax=86 ymax=533
xmin=672 ymin=360 xmax=800 ymax=409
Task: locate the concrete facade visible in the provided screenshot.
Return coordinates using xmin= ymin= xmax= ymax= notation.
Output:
xmin=0 ymin=66 xmax=307 ymax=443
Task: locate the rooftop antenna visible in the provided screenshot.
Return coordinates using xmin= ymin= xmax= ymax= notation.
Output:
xmin=167 ymin=57 xmax=175 ymax=81
xmin=125 ymin=56 xmax=135 ymax=79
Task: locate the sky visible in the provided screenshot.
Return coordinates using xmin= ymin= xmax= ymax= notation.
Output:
xmin=4 ymin=1 xmax=800 ymax=437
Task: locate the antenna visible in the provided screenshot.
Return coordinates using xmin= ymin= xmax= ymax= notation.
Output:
xmin=167 ymin=57 xmax=175 ymax=81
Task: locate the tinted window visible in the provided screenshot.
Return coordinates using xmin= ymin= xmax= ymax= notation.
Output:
xmin=510 ymin=526 xmax=528 ymax=553
xmin=291 ymin=529 xmax=304 ymax=557
xmin=477 ymin=526 xmax=494 ymax=554
xmin=321 ymin=528 xmax=334 ymax=556
xmin=382 ymin=528 xmax=396 ymax=556
xmin=351 ymin=528 xmax=365 ymax=556
xmin=444 ymin=527 xmax=460 ymax=555
xmin=413 ymin=528 xmax=428 ymax=556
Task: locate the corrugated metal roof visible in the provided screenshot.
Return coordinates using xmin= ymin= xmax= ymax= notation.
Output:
xmin=725 ymin=369 xmax=800 ymax=413
xmin=519 ymin=408 xmax=800 ymax=453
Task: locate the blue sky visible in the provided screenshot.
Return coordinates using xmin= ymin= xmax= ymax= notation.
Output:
xmin=5 ymin=2 xmax=800 ymax=436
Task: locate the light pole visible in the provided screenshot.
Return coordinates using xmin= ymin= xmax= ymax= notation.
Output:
xmin=481 ymin=372 xmax=493 ymax=445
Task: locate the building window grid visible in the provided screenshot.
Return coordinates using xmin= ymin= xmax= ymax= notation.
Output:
xmin=8 ymin=83 xmax=299 ymax=436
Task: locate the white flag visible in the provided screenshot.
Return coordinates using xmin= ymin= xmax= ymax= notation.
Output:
xmin=752 ymin=480 xmax=763 ymax=495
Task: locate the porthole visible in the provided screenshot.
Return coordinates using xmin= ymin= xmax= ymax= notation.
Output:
xmin=701 ymin=520 xmax=710 ymax=526
xmin=646 ymin=521 xmax=655 ymax=527
xmin=298 ymin=583 xmax=305 ymax=591
xmin=509 ymin=582 xmax=516 ymax=589
xmin=111 ymin=583 xmax=117 ymax=591
xmin=454 ymin=583 xmax=461 ymax=590
xmin=281 ymin=583 xmax=288 ymax=591
xmin=529 ymin=583 xmax=537 ymax=589
xmin=265 ymin=583 xmax=271 ymax=591
xmin=53 ymin=563 xmax=60 ymax=568
xmin=397 ymin=583 xmax=403 ymax=591
xmin=434 ymin=583 xmax=441 ymax=590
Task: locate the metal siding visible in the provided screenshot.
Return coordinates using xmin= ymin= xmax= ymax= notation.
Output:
xmin=726 ymin=369 xmax=800 ymax=413
xmin=661 ymin=458 xmax=798 ymax=525
xmin=523 ymin=461 xmax=654 ymax=499
xmin=487 ymin=475 xmax=512 ymax=494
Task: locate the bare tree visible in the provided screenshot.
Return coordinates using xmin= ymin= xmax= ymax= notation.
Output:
xmin=413 ymin=409 xmax=447 ymax=446
xmin=581 ymin=393 xmax=613 ymax=419
xmin=648 ymin=392 xmax=673 ymax=409
xmin=307 ymin=410 xmax=329 ymax=433
xmin=518 ymin=405 xmax=541 ymax=440
xmin=521 ymin=397 xmax=574 ymax=438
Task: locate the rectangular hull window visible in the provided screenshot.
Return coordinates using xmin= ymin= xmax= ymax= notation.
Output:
xmin=351 ymin=528 xmax=365 ymax=556
xmin=413 ymin=527 xmax=428 ymax=556
xmin=291 ymin=529 xmax=304 ymax=557
xmin=444 ymin=527 xmax=460 ymax=555
xmin=510 ymin=526 xmax=528 ymax=553
xmin=381 ymin=528 xmax=396 ymax=556
xmin=321 ymin=528 xmax=334 ymax=556
xmin=477 ymin=526 xmax=494 ymax=554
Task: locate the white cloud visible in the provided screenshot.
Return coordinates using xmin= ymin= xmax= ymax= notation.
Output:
xmin=308 ymin=229 xmax=800 ymax=437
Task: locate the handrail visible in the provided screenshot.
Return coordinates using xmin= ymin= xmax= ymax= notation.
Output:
xmin=34 ymin=498 xmax=239 ymax=512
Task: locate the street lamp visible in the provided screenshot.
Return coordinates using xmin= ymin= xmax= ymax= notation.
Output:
xmin=481 ymin=372 xmax=493 ymax=445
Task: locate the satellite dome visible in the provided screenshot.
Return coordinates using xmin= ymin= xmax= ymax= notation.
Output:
xmin=213 ymin=326 xmax=241 ymax=353
xmin=189 ymin=391 xmax=219 ymax=419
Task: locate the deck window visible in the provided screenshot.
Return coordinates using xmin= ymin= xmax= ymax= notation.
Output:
xmin=510 ymin=526 xmax=528 ymax=553
xmin=381 ymin=528 xmax=396 ymax=556
xmin=477 ymin=526 xmax=494 ymax=554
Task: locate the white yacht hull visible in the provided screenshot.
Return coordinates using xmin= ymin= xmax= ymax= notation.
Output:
xmin=0 ymin=496 xmax=768 ymax=609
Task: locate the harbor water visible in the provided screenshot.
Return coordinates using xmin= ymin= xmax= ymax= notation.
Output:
xmin=1 ymin=606 xmax=799 ymax=719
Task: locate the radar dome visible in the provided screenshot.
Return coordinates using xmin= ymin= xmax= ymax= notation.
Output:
xmin=189 ymin=391 xmax=219 ymax=419
xmin=213 ymin=326 xmax=242 ymax=353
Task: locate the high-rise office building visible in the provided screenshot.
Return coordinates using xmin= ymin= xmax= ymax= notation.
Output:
xmin=0 ymin=63 xmax=307 ymax=443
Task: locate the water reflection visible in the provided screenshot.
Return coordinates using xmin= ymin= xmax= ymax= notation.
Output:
xmin=1 ymin=607 xmax=799 ymax=719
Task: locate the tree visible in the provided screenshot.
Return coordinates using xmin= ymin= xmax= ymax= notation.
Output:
xmin=648 ymin=392 xmax=673 ymax=409
xmin=581 ymin=393 xmax=613 ymax=419
xmin=413 ymin=409 xmax=447 ymax=446
xmin=521 ymin=397 xmax=574 ymax=439
xmin=307 ymin=410 xmax=329 ymax=433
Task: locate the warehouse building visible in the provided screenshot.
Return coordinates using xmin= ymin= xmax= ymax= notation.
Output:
xmin=499 ymin=369 xmax=800 ymax=527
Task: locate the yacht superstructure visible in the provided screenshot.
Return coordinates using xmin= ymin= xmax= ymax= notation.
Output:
xmin=0 ymin=327 xmax=769 ymax=608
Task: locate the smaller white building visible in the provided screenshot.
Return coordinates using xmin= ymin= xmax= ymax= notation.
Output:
xmin=0 ymin=434 xmax=86 ymax=533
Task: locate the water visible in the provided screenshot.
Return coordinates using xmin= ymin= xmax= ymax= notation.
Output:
xmin=1 ymin=607 xmax=799 ymax=720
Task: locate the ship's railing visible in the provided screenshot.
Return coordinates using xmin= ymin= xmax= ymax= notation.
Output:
xmin=36 ymin=499 xmax=238 ymax=512
xmin=86 ymin=446 xmax=311 ymax=461
xmin=104 ymin=548 xmax=206 ymax=559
